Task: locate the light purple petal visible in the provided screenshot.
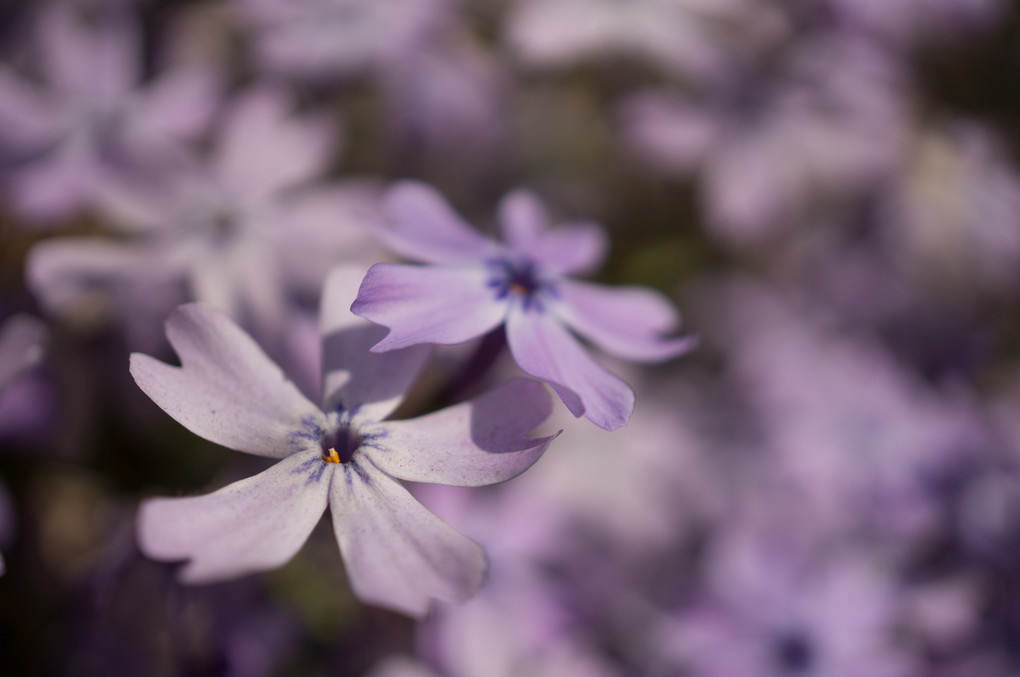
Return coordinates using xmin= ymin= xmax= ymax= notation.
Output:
xmin=320 ymin=266 xmax=430 ymax=422
xmin=26 ymin=238 xmax=184 ymax=321
xmin=0 ymin=315 xmax=46 ymax=394
xmin=38 ymin=7 xmax=138 ymax=99
xmin=10 ymin=145 xmax=97 ymax=221
xmin=130 ymin=304 xmax=323 ymax=458
xmin=0 ymin=67 xmax=61 ymax=149
xmin=132 ymin=68 xmax=221 ymax=141
xmin=214 ymin=86 xmax=335 ymax=201
xmin=367 ymin=378 xmax=557 ymax=486
xmin=379 ymin=181 xmax=502 ymax=264
xmin=553 ymin=279 xmax=696 ymax=362
xmin=273 ymin=182 xmax=390 ymax=293
xmin=352 ymin=263 xmax=506 ymax=352
xmin=137 ymin=450 xmax=329 ymax=583
xmin=329 ymin=460 xmax=487 ymax=618
xmin=497 ymin=190 xmax=607 ymax=275
xmin=506 ymin=307 xmax=634 ymax=431
xmin=498 ymin=189 xmax=548 ymax=251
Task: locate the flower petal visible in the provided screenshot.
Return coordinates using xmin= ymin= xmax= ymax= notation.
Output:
xmin=367 ymin=378 xmax=557 ymax=486
xmin=214 ymin=86 xmax=335 ymax=201
xmin=320 ymin=266 xmax=430 ymax=422
xmin=132 ymin=68 xmax=222 ymax=141
xmin=506 ymin=307 xmax=634 ymax=431
xmin=0 ymin=67 xmax=61 ymax=149
xmin=38 ymin=7 xmax=138 ymax=98
xmin=351 ymin=263 xmax=506 ymax=352
xmin=554 ymin=279 xmax=696 ymax=362
xmin=379 ymin=181 xmax=501 ymax=264
xmin=137 ymin=450 xmax=329 ymax=583
xmin=497 ymin=190 xmax=607 ymax=275
xmin=329 ymin=460 xmax=487 ymax=618
xmin=130 ymin=303 xmax=323 ymax=458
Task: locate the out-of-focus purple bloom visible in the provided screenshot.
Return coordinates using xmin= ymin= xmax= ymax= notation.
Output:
xmin=876 ymin=120 xmax=1020 ymax=293
xmin=0 ymin=5 xmax=219 ymax=223
xmin=232 ymin=0 xmax=450 ymax=81
xmin=27 ymin=85 xmax=383 ymax=350
xmin=827 ymin=0 xmax=1005 ymax=45
xmin=503 ymin=0 xmax=758 ymax=78
xmin=655 ymin=521 xmax=916 ymax=677
xmin=698 ymin=280 xmax=976 ymax=541
xmin=379 ymin=31 xmax=510 ymax=178
xmin=132 ymin=266 xmax=556 ymax=617
xmin=619 ymin=35 xmax=906 ymax=245
xmin=351 ymin=182 xmax=694 ymax=431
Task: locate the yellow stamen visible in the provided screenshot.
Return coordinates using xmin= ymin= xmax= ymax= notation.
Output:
xmin=323 ymin=447 xmax=341 ymax=463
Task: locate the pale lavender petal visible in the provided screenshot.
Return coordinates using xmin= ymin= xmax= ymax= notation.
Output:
xmin=554 ymin=279 xmax=696 ymax=362
xmin=619 ymin=90 xmax=719 ymax=173
xmin=38 ymin=8 xmax=138 ymax=99
xmin=320 ymin=266 xmax=430 ymax=422
xmin=329 ymin=461 xmax=487 ymax=618
xmin=273 ymin=182 xmax=390 ymax=293
xmin=132 ymin=68 xmax=221 ymax=141
xmin=498 ymin=189 xmax=548 ymax=251
xmin=379 ymin=181 xmax=501 ymax=264
xmin=497 ymin=190 xmax=607 ymax=275
xmin=137 ymin=450 xmax=329 ymax=583
xmin=11 ymin=145 xmax=97 ymax=221
xmin=0 ymin=67 xmax=61 ymax=149
xmin=367 ymin=378 xmax=557 ymax=486
xmin=214 ymin=86 xmax=335 ymax=201
xmin=527 ymin=222 xmax=607 ymax=276
xmin=506 ymin=307 xmax=634 ymax=431
xmin=0 ymin=315 xmax=46 ymax=394
xmin=352 ymin=263 xmax=506 ymax=352
xmin=130 ymin=304 xmax=323 ymax=458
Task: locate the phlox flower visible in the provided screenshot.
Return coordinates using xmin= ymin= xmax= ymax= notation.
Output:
xmin=0 ymin=5 xmax=219 ymax=222
xmin=503 ymin=0 xmax=755 ymax=78
xmin=876 ymin=119 xmax=1020 ymax=293
xmin=351 ymin=182 xmax=694 ymax=431
xmin=232 ymin=0 xmax=450 ymax=81
xmin=619 ymin=35 xmax=906 ymax=246
xmin=28 ymin=85 xmax=382 ymax=351
xmin=654 ymin=521 xmax=916 ymax=677
xmin=132 ymin=267 xmax=557 ymax=617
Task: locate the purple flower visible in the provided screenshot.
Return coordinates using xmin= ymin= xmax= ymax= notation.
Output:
xmin=27 ymin=85 xmax=383 ymax=351
xmin=655 ymin=520 xmax=916 ymax=677
xmin=132 ymin=266 xmax=557 ymax=617
xmin=233 ymin=0 xmax=450 ymax=81
xmin=0 ymin=6 xmax=219 ymax=222
xmin=618 ymin=34 xmax=906 ymax=245
xmin=351 ymin=182 xmax=694 ymax=431
xmin=503 ymin=0 xmax=755 ymax=78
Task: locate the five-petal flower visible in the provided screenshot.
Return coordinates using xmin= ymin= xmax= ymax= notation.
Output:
xmin=351 ymin=182 xmax=695 ymax=431
xmin=132 ymin=266 xmax=556 ymax=617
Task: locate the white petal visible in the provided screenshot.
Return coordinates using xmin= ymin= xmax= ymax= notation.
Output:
xmin=329 ymin=459 xmax=487 ymax=618
xmin=130 ymin=304 xmax=323 ymax=458
xmin=137 ymin=450 xmax=330 ymax=583
xmin=320 ymin=266 xmax=430 ymax=422
xmin=368 ymin=378 xmax=557 ymax=486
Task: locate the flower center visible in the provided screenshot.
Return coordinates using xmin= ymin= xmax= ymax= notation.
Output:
xmin=320 ymin=425 xmax=361 ymax=464
xmin=487 ymin=258 xmax=550 ymax=311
